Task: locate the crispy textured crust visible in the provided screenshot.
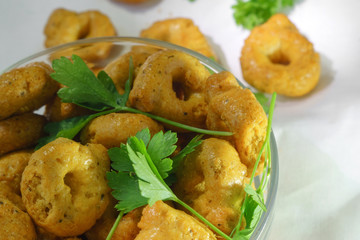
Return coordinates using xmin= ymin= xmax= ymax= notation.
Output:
xmin=0 ymin=113 xmax=46 ymax=155
xmin=45 ymin=96 xmax=93 ymax=122
xmin=112 ymin=207 xmax=143 ymax=240
xmin=129 ymin=50 xmax=209 ymax=131
xmin=44 ymin=8 xmax=116 ymax=61
xmin=80 ymin=113 xmax=164 ymax=148
xmin=205 ymin=72 xmax=267 ymax=176
xmin=140 ymin=18 xmax=216 ymax=59
xmin=0 ymin=182 xmax=26 ymax=211
xmin=0 ymin=198 xmax=37 ymax=240
xmin=104 ymin=50 xmax=154 ymax=94
xmin=0 ymin=62 xmax=58 ymax=120
xmin=0 ymin=149 xmax=32 ymax=194
xmin=20 ymin=138 xmax=110 ymax=237
xmin=240 ymin=14 xmax=321 ymax=97
xmin=173 ymin=138 xmax=247 ymax=234
xmin=135 ymin=201 xmax=217 ymax=240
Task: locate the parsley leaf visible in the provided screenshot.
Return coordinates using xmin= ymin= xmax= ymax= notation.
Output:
xmin=52 ymin=55 xmax=123 ymax=111
xmin=232 ymin=0 xmax=295 ymax=29
xmin=106 ymin=171 xmax=148 ymax=213
xmin=106 ymin=129 xmax=231 ymax=240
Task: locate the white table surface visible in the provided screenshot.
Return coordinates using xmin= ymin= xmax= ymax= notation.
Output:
xmin=1 ymin=0 xmax=360 ymax=239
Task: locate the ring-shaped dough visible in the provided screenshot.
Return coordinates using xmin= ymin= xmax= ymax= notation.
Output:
xmin=20 ymin=137 xmax=110 ymax=237
xmin=129 ymin=49 xmax=210 ymax=130
xmin=140 ymin=18 xmax=216 ymax=59
xmin=240 ymin=14 xmax=321 ymax=97
xmin=0 ymin=113 xmax=46 ymax=155
xmin=44 ymin=8 xmax=116 ymax=61
xmin=0 ymin=62 xmax=58 ymax=120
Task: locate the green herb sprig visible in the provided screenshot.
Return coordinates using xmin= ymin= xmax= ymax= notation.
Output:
xmin=106 ymin=129 xmax=232 ymax=240
xmin=36 ymin=55 xmax=232 ymax=149
xmin=232 ymin=0 xmax=295 ymax=29
xmin=106 ymin=93 xmax=277 ymax=240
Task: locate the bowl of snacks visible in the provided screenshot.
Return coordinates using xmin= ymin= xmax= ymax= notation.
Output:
xmin=0 ymin=36 xmax=278 ymax=240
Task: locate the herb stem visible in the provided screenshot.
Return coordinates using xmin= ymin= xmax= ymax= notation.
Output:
xmin=249 ymin=92 xmax=277 ymax=184
xmin=174 ymin=198 xmax=232 ymax=240
xmin=106 ymin=210 xmax=124 ymax=240
xmin=119 ymin=106 xmax=233 ymax=136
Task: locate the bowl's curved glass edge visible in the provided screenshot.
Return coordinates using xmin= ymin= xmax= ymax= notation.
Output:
xmin=1 ymin=36 xmax=279 ymax=239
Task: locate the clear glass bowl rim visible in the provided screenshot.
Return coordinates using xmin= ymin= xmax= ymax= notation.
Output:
xmin=1 ymin=36 xmax=279 ymax=239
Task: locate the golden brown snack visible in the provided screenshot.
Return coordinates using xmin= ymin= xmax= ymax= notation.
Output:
xmin=44 ymin=8 xmax=116 ymax=61
xmin=129 ymin=50 xmax=209 ymax=131
xmin=140 ymin=18 xmax=216 ymax=59
xmin=0 ymin=198 xmax=37 ymax=240
xmin=240 ymin=13 xmax=321 ymax=97
xmin=80 ymin=113 xmax=164 ymax=148
xmin=45 ymin=96 xmax=93 ymax=122
xmin=204 ymin=71 xmax=240 ymax=103
xmin=21 ymin=137 xmax=110 ymax=237
xmin=0 ymin=113 xmax=46 ymax=155
xmin=111 ymin=207 xmax=143 ymax=240
xmin=0 ymin=149 xmax=32 ymax=193
xmin=173 ymin=138 xmax=247 ymax=235
xmin=135 ymin=201 xmax=216 ymax=240
xmin=206 ymin=82 xmax=267 ymax=176
xmin=84 ymin=196 xmax=117 ymax=240
xmin=0 ymin=62 xmax=58 ymax=120
xmin=104 ymin=50 xmax=154 ymax=94
xmin=0 ymin=182 xmax=25 ymax=211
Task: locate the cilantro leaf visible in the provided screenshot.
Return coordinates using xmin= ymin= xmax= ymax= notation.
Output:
xmin=232 ymin=0 xmax=295 ymax=29
xmin=51 ymin=55 xmax=123 ymax=111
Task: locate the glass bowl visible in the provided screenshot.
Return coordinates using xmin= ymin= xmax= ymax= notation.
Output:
xmin=1 ymin=36 xmax=278 ymax=239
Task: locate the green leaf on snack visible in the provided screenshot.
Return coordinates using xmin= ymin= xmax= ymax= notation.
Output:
xmin=39 ymin=55 xmax=231 ymax=148
xmin=232 ymin=0 xmax=295 ymax=29
xmin=244 ymin=184 xmax=266 ymax=211
xmin=171 ymin=134 xmax=203 ymax=172
xmin=35 ymin=109 xmax=117 ymax=150
xmin=106 ymin=129 xmax=232 ymax=240
xmin=106 ymin=171 xmax=148 ymax=213
xmin=231 ymin=92 xmax=276 ymax=239
xmin=52 ymin=55 xmax=122 ymax=111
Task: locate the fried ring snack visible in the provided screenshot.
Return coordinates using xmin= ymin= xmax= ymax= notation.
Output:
xmin=0 ymin=113 xmax=46 ymax=155
xmin=44 ymin=8 xmax=116 ymax=61
xmin=104 ymin=50 xmax=154 ymax=94
xmin=80 ymin=113 xmax=164 ymax=148
xmin=205 ymin=72 xmax=267 ymax=176
xmin=129 ymin=49 xmax=209 ymax=130
xmin=240 ymin=14 xmax=321 ymax=97
xmin=0 ymin=62 xmax=58 ymax=120
xmin=0 ymin=182 xmax=25 ymax=211
xmin=135 ymin=201 xmax=217 ymax=239
xmin=45 ymin=96 xmax=94 ymax=122
xmin=0 ymin=198 xmax=37 ymax=240
xmin=140 ymin=18 xmax=216 ymax=59
xmin=173 ymin=138 xmax=247 ymax=235
xmin=20 ymin=137 xmax=110 ymax=237
xmin=0 ymin=149 xmax=32 ymax=193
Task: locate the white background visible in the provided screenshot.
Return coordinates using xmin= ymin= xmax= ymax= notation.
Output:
xmin=1 ymin=0 xmax=360 ymax=239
